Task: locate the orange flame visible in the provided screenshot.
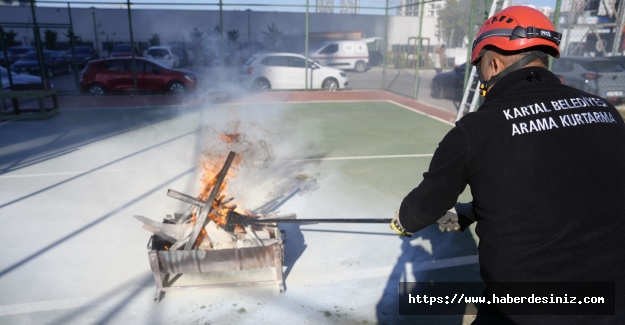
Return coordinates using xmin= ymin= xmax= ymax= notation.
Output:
xmin=195 ymin=131 xmax=247 ymax=230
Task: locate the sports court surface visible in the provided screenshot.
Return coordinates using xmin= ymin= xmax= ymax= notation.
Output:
xmin=0 ymin=91 xmax=480 ymax=324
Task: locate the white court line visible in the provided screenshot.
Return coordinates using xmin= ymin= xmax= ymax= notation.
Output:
xmin=0 ymin=255 xmax=479 ymax=316
xmin=279 ymin=153 xmax=434 ymax=162
xmin=0 ymin=296 xmax=96 ymax=316
xmin=388 ymin=100 xmax=456 ymax=126
xmin=0 ymin=154 xmax=433 ymax=178
xmin=0 ymin=167 xmax=186 ymax=179
xmin=222 ymin=99 xmax=456 ymax=126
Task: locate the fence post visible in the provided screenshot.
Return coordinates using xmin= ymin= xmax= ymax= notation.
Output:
xmin=412 ymin=0 xmax=425 ymax=99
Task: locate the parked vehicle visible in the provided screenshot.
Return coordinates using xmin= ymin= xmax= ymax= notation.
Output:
xmin=109 ymin=44 xmax=141 ymax=57
xmin=79 ymin=57 xmax=200 ymax=95
xmin=609 ymin=55 xmax=625 ymax=69
xmin=430 ymin=63 xmax=576 ymax=106
xmin=170 ymin=45 xmax=190 ymax=67
xmin=552 ymin=56 xmax=625 ymax=104
xmin=6 ymin=45 xmax=35 ymax=64
xmin=241 ymin=52 xmax=348 ymax=91
xmin=430 ymin=63 xmax=471 ymax=101
xmin=144 ymin=46 xmax=179 ymax=68
xmin=11 ymin=50 xmax=71 ymax=77
xmin=308 ymin=39 xmax=370 ymax=72
xmin=1 ymin=66 xmax=52 ymax=90
xmin=66 ymin=46 xmax=100 ymax=68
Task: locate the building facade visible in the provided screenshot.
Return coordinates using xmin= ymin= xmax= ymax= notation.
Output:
xmin=340 ymin=0 xmax=360 ymax=14
xmin=316 ymin=0 xmax=334 ymax=13
xmin=398 ymin=0 xmax=446 ymax=17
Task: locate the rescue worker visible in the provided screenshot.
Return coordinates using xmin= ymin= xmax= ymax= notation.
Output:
xmin=434 ymin=44 xmax=446 ymax=74
xmin=391 ymin=6 xmax=625 ymax=324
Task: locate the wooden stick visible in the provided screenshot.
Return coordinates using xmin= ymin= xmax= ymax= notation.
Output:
xmin=184 ymin=151 xmax=236 ymax=250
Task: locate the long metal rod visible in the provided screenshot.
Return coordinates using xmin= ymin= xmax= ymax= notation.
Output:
xmin=249 ymin=218 xmax=392 ymax=224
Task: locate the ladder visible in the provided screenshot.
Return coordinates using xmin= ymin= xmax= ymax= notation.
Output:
xmin=456 ymin=0 xmax=511 ymax=121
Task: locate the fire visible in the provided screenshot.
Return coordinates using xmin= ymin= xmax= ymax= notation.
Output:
xmin=195 ymin=131 xmax=248 ymax=230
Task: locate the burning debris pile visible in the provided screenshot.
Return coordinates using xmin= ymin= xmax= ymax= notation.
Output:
xmin=135 ymin=151 xmax=296 ymax=251
xmin=136 ymin=149 xmax=300 ymax=300
xmin=135 ymin=115 xmax=326 ymax=299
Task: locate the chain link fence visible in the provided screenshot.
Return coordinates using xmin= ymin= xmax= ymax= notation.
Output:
xmin=0 ymin=0 xmax=623 ymax=103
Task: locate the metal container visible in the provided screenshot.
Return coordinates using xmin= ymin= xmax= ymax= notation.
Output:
xmin=147 ymin=225 xmax=285 ymax=301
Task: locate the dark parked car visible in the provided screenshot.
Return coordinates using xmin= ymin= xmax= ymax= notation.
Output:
xmin=552 ymin=56 xmax=625 ymax=104
xmin=430 ymin=63 xmax=473 ymax=101
xmin=109 ymin=44 xmax=141 ymax=57
xmin=6 ymin=45 xmax=35 ymax=64
xmin=66 ymin=46 xmax=100 ymax=68
xmin=11 ymin=50 xmax=71 ymax=77
xmin=1 ymin=66 xmax=53 ymax=90
xmin=80 ymin=57 xmax=200 ymax=95
xmin=609 ymin=55 xmax=625 ymax=69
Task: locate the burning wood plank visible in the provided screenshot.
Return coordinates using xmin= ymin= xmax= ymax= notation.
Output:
xmin=167 ymin=189 xmax=204 ymax=208
xmin=134 ymin=215 xmax=192 ymax=243
xmin=184 ymin=151 xmax=236 ymax=250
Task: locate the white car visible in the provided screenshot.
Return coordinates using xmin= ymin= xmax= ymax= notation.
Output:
xmin=241 ymin=53 xmax=349 ymax=91
xmin=144 ymin=46 xmax=180 ymax=68
xmin=0 ymin=66 xmax=52 ymax=90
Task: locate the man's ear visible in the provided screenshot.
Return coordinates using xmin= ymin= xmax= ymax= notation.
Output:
xmin=489 ymin=55 xmax=506 ymax=75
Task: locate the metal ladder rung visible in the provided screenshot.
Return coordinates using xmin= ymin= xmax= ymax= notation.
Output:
xmin=455 ymin=0 xmax=511 ymax=121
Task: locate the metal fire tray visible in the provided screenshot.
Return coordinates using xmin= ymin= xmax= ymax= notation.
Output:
xmin=147 ymin=225 xmax=285 ymax=301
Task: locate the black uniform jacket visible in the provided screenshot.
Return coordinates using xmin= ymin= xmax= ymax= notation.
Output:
xmin=399 ymin=66 xmax=625 ymax=319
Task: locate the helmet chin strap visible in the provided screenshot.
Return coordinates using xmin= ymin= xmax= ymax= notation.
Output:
xmin=479 ymin=53 xmax=538 ymax=96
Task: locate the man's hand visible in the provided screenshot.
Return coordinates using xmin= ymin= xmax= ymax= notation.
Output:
xmin=437 ymin=210 xmax=460 ymax=232
xmin=390 ymin=209 xmax=413 ymax=237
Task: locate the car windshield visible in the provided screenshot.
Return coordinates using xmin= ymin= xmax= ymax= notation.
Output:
xmin=148 ymin=49 xmax=169 ymax=57
xmin=113 ymin=45 xmax=131 ymax=52
xmin=9 ymin=48 xmax=31 ymax=55
xmin=311 ymin=42 xmax=329 ymax=53
xmin=244 ymin=56 xmax=256 ymax=66
xmin=75 ymin=47 xmax=92 ymax=53
xmin=23 ymin=51 xmax=39 ymax=59
xmin=587 ymin=60 xmax=625 ymax=72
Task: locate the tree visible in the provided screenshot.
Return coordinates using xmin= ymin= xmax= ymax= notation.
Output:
xmin=1 ymin=27 xmax=19 ymax=48
xmin=149 ymin=33 xmax=161 ymax=47
xmin=437 ymin=0 xmax=487 ymax=48
xmin=262 ymin=22 xmax=283 ymax=52
xmin=64 ymin=29 xmax=82 ymax=46
xmin=44 ymin=29 xmax=58 ymax=50
xmin=227 ymin=29 xmax=239 ymax=43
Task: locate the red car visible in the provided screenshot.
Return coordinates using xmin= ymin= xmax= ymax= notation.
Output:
xmin=80 ymin=57 xmax=200 ymax=95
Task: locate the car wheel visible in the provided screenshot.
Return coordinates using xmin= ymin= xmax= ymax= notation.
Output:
xmin=430 ymin=80 xmax=443 ymax=99
xmin=252 ymin=78 xmax=271 ymax=91
xmin=321 ymin=78 xmax=339 ymax=91
xmin=168 ymin=81 xmax=186 ymax=93
xmin=88 ymin=83 xmax=106 ymax=95
xmin=354 ymin=61 xmax=366 ymax=73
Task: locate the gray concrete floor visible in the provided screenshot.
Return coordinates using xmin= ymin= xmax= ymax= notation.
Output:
xmin=0 ymin=99 xmax=477 ymax=324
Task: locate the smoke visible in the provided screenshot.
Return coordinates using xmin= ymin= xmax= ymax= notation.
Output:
xmin=196 ymin=103 xmax=322 ymax=215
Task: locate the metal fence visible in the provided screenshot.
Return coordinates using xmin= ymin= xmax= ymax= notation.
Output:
xmin=0 ymin=0 xmax=624 ymax=102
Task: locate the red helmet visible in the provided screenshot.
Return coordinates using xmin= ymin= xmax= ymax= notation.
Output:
xmin=471 ymin=6 xmax=561 ymax=65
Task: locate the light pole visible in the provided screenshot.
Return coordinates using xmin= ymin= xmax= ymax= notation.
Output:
xmin=91 ymin=7 xmax=100 ymax=56
xmin=246 ymin=9 xmax=252 ymax=45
